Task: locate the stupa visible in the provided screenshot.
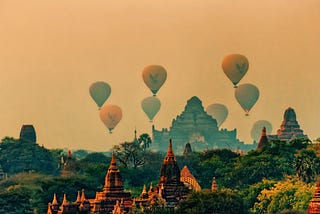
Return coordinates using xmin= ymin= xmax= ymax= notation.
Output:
xmin=269 ymin=107 xmax=308 ymax=142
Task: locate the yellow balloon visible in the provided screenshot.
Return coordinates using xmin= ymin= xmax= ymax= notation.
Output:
xmin=99 ymin=104 xmax=122 ymax=133
xmin=222 ymin=54 xmax=249 ymax=88
xmin=142 ymin=65 xmax=167 ymax=96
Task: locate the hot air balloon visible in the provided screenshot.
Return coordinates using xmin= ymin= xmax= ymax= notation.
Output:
xmin=89 ymin=81 xmax=111 ymax=109
xmin=141 ymin=96 xmax=161 ymax=122
xmin=222 ymin=54 xmax=249 ymax=88
xmin=206 ymin=103 xmax=228 ymax=127
xmin=142 ymin=65 xmax=167 ymax=96
xmin=99 ymin=104 xmax=122 ymax=133
xmin=235 ymin=83 xmax=259 ymax=116
xmin=251 ymin=120 xmax=273 ymax=142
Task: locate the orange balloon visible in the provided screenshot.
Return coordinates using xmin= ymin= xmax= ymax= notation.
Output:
xmin=222 ymin=54 xmax=249 ymax=88
xmin=99 ymin=104 xmax=122 ymax=133
xmin=142 ymin=65 xmax=167 ymax=96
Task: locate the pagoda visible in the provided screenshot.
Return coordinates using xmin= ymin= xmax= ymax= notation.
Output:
xmin=151 ymin=96 xmax=252 ymax=154
xmin=269 ymin=107 xmax=308 ymax=142
xmin=47 ymin=154 xmax=133 ymax=214
xmin=158 ymin=139 xmax=190 ymax=207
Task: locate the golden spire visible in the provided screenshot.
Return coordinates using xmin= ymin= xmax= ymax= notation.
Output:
xmin=148 ymin=182 xmax=153 ymax=193
xmin=142 ymin=184 xmax=147 ymax=194
xmin=62 ymin=194 xmax=68 ymax=205
xmin=212 ymin=177 xmax=217 ymax=192
xmin=75 ymin=191 xmax=81 ymax=203
xmin=167 ymin=139 xmax=174 ymax=157
xmin=81 ymin=189 xmax=86 ymax=202
xmin=52 ymin=193 xmax=58 ymax=205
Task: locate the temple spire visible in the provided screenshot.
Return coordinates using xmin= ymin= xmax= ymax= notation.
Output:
xmin=167 ymin=139 xmax=174 ymax=157
xmin=81 ymin=189 xmax=86 ymax=202
xmin=62 ymin=194 xmax=68 ymax=205
xmin=52 ymin=193 xmax=58 ymax=205
xmin=257 ymin=127 xmax=268 ymax=150
xmin=75 ymin=191 xmax=81 ymax=203
xmin=212 ymin=177 xmax=217 ymax=192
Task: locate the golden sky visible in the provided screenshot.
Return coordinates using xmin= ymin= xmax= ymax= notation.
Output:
xmin=0 ymin=0 xmax=319 ymax=151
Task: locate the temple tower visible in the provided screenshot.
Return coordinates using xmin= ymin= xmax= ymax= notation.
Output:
xmin=158 ymin=139 xmax=190 ymax=207
xmin=20 ymin=124 xmax=36 ymax=143
xmin=256 ymin=127 xmax=268 ymax=150
xmin=276 ymin=107 xmax=308 ymax=141
xmin=308 ymin=180 xmax=320 ymax=213
xmin=103 ymin=155 xmax=124 ymax=193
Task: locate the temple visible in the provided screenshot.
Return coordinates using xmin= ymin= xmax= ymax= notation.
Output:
xmin=308 ymin=180 xmax=320 ymax=213
xmin=151 ymin=96 xmax=254 ymax=154
xmin=47 ymin=139 xmax=197 ymax=213
xmin=47 ymin=154 xmax=133 ymax=214
xmin=269 ymin=107 xmax=308 ymax=142
xmin=180 ymin=166 xmax=201 ymax=191
xmin=135 ymin=139 xmax=190 ymax=209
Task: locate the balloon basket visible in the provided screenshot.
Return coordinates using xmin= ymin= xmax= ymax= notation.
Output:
xmin=245 ymin=113 xmax=249 ymax=116
xmin=234 ymin=85 xmax=238 ymax=88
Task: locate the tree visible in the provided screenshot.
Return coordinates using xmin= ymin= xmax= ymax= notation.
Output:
xmin=294 ymin=149 xmax=320 ymax=183
xmin=176 ymin=189 xmax=245 ymax=214
xmin=113 ymin=141 xmax=145 ymax=168
xmin=252 ymin=176 xmax=314 ymax=214
xmin=138 ymin=133 xmax=152 ymax=151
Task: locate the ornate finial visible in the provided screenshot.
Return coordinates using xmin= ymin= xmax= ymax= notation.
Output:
xmin=75 ymin=191 xmax=81 ymax=203
xmin=52 ymin=193 xmax=58 ymax=205
xmin=134 ymin=127 xmax=137 ymax=140
xmin=67 ymin=150 xmax=72 ymax=159
xmin=262 ymin=126 xmax=266 ymax=137
xmin=81 ymin=189 xmax=86 ymax=202
xmin=167 ymin=139 xmax=174 ymax=156
xmin=212 ymin=177 xmax=217 ymax=192
xmin=142 ymin=184 xmax=147 ymax=194
xmin=62 ymin=194 xmax=68 ymax=205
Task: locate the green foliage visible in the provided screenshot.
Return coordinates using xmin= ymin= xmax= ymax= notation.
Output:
xmin=252 ymin=176 xmax=314 ymax=214
xmin=0 ymin=139 xmax=57 ymax=175
xmin=176 ymin=189 xmax=245 ymax=214
xmin=294 ymin=149 xmax=320 ymax=183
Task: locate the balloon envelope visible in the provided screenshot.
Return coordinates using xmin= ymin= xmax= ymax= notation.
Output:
xmin=235 ymin=83 xmax=259 ymax=116
xmin=99 ymin=104 xmax=122 ymax=133
xmin=251 ymin=120 xmax=273 ymax=142
xmin=142 ymin=65 xmax=167 ymax=96
xmin=89 ymin=81 xmax=111 ymax=108
xmin=222 ymin=54 xmax=249 ymax=87
xmin=141 ymin=96 xmax=161 ymax=122
xmin=206 ymin=103 xmax=228 ymax=127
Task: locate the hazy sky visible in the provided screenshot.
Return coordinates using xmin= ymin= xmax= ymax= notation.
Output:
xmin=0 ymin=0 xmax=319 ymax=151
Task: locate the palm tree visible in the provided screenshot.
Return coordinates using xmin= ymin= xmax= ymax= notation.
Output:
xmin=138 ymin=133 xmax=152 ymax=151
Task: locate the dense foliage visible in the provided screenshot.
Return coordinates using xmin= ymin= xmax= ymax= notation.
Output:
xmin=0 ymin=137 xmax=319 ymax=213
